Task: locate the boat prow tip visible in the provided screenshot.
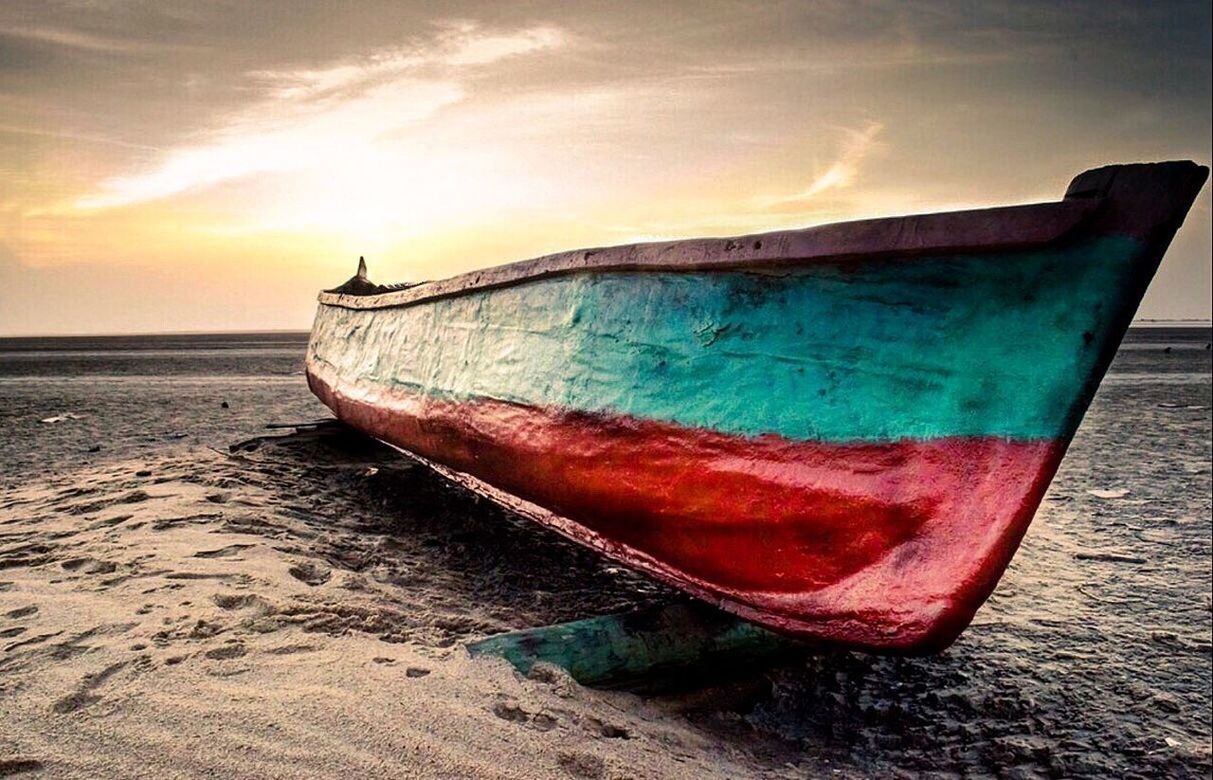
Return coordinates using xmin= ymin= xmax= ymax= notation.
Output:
xmin=1064 ymin=160 xmax=1210 ymax=241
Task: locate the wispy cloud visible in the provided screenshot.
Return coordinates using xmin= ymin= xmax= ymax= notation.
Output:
xmin=74 ymin=80 xmax=465 ymax=210
xmin=3 ymin=0 xmax=1208 ymax=334
xmin=440 ymin=22 xmax=565 ymax=66
xmin=252 ymin=22 xmax=565 ymax=100
xmin=1 ymin=24 xmax=193 ymax=53
xmin=591 ymin=121 xmax=890 ymax=244
xmin=74 ymin=22 xmax=567 ymax=210
xmin=760 ymin=122 xmax=885 ymax=207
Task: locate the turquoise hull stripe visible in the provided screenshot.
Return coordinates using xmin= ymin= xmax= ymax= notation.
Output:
xmin=309 ymin=235 xmax=1144 ymax=442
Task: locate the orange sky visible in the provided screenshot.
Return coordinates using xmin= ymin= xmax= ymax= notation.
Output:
xmin=1 ymin=1 xmax=1210 ymax=335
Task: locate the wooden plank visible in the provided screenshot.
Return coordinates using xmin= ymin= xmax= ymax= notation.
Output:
xmin=466 ymin=602 xmax=815 ymax=689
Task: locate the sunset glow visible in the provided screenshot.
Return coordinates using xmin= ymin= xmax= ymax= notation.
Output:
xmin=1 ymin=2 xmax=1209 ymax=334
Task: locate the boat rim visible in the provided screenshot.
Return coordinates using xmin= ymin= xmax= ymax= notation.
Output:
xmin=317 ymin=160 xmax=1207 ymax=312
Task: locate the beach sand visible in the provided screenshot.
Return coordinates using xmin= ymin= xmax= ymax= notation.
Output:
xmin=0 ymin=433 xmax=769 ymax=779
xmin=1 ymin=330 xmax=1210 ymax=778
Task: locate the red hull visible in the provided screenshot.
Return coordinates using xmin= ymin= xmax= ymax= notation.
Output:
xmin=308 ymin=366 xmax=1066 ymax=651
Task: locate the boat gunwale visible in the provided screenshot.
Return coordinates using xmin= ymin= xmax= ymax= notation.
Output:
xmin=316 ymin=197 xmax=1102 ymax=311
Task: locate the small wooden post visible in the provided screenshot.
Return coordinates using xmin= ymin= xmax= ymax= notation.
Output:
xmin=466 ymin=601 xmax=815 ymax=689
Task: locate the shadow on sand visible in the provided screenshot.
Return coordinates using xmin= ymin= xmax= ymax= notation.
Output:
xmin=226 ymin=420 xmax=1208 ymax=779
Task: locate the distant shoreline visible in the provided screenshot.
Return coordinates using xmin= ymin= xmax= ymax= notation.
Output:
xmin=1132 ymin=320 xmax=1213 ymax=327
xmin=1 ymin=323 xmax=1209 ymax=342
xmin=0 ymin=329 xmax=313 ymax=340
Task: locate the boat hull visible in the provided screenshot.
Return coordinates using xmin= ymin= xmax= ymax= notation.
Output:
xmin=306 ymin=162 xmax=1207 ymax=652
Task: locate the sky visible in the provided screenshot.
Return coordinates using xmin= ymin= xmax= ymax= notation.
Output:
xmin=0 ymin=0 xmax=1209 ymax=335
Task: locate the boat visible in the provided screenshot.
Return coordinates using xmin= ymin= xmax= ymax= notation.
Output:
xmin=306 ymin=161 xmax=1208 ymax=653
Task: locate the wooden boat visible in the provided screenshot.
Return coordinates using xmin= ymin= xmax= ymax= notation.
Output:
xmin=306 ymin=161 xmax=1207 ymax=653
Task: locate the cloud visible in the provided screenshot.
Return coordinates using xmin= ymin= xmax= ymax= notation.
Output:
xmin=251 ymin=22 xmax=564 ymax=99
xmin=0 ymin=24 xmax=191 ymax=53
xmin=586 ymin=121 xmax=891 ymax=244
xmin=762 ymin=122 xmax=885 ymax=207
xmin=3 ymin=1 xmax=1207 ymax=333
xmin=73 ymin=22 xmax=567 ymax=210
xmin=74 ymin=80 xmax=465 ymax=210
xmin=439 ymin=22 xmax=565 ymax=66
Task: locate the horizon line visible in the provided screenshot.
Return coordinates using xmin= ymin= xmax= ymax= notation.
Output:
xmin=1 ymin=320 xmax=1211 ymax=340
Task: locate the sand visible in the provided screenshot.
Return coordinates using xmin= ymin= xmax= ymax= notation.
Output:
xmin=2 ymin=328 xmax=1210 ymax=778
xmin=0 ymin=432 xmax=780 ymax=779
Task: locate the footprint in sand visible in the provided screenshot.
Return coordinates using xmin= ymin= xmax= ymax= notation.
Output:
xmin=557 ymin=752 xmax=606 ymax=779
xmin=204 ymin=643 xmax=247 ymax=660
xmin=60 ymin=557 xmax=118 ymax=575
xmin=5 ymin=631 xmax=63 ymax=653
xmin=211 ymin=592 xmax=274 ymax=616
xmin=492 ymin=701 xmax=559 ymax=732
xmin=87 ymin=514 xmax=133 ymax=530
xmin=50 ymin=661 xmax=127 ymax=714
xmin=492 ymin=701 xmax=530 ymax=724
xmin=64 ymin=489 xmax=153 ymax=515
xmin=287 ymin=561 xmax=331 ymax=586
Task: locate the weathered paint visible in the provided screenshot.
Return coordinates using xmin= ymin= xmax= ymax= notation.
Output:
xmin=310 ymin=236 xmax=1140 ymax=442
xmin=306 ymin=162 xmax=1208 ymax=652
xmin=307 ymin=370 xmax=1061 ymax=649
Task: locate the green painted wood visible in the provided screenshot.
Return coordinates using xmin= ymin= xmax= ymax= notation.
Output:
xmin=309 ymin=236 xmax=1149 ymax=442
xmin=466 ymin=602 xmax=814 ymax=688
